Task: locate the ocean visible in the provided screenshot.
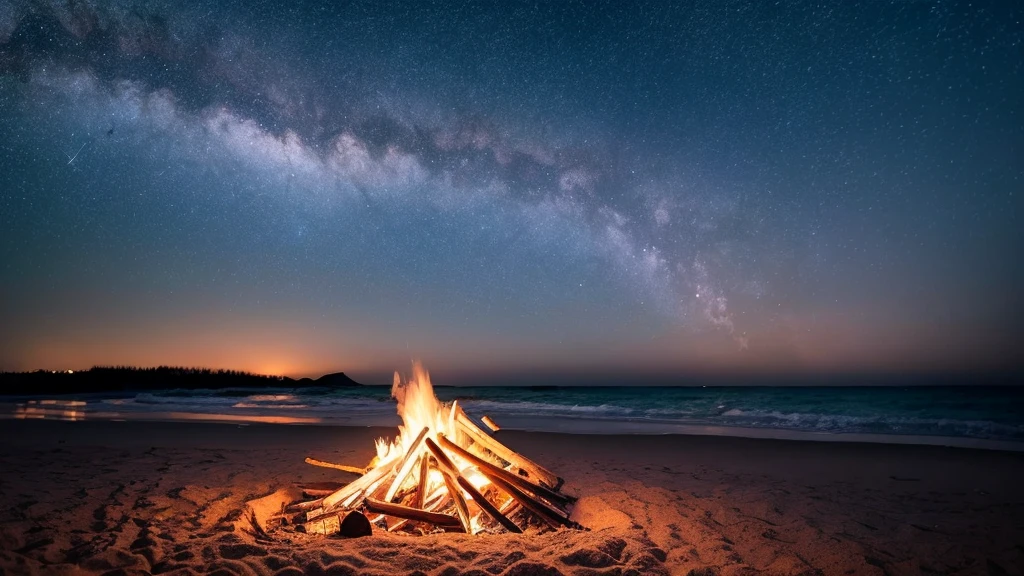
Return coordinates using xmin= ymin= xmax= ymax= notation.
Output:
xmin=4 ymin=385 xmax=1023 ymax=450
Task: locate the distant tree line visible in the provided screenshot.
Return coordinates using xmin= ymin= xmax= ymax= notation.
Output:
xmin=0 ymin=365 xmax=293 ymax=395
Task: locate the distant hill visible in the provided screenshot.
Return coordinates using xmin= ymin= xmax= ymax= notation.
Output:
xmin=0 ymin=366 xmax=364 ymax=395
xmin=315 ymin=372 xmax=362 ymax=387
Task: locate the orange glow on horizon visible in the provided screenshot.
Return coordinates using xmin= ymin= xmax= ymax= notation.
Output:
xmin=4 ymin=304 xmax=1016 ymax=379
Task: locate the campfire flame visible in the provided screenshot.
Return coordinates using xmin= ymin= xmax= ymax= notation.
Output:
xmin=296 ymin=362 xmax=577 ymax=536
xmin=373 ymin=363 xmax=492 ymax=530
xmin=375 ymin=362 xmax=449 ymax=462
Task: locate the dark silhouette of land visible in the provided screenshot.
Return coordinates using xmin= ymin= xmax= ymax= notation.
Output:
xmin=0 ymin=366 xmax=363 ymax=395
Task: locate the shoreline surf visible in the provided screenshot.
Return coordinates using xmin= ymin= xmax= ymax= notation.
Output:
xmin=3 ymin=396 xmax=1023 ymax=453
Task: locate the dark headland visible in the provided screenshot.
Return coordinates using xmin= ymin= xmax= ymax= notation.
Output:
xmin=0 ymin=366 xmax=364 ymax=395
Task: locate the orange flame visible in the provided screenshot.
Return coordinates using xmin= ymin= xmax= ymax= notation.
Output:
xmin=373 ymin=362 xmax=495 ymax=531
xmin=374 ymin=361 xmax=456 ymax=462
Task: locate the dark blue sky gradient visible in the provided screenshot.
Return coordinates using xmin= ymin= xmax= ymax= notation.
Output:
xmin=1 ymin=0 xmax=1021 ymax=382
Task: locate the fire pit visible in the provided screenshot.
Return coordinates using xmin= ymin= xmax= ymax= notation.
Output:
xmin=289 ymin=363 xmax=579 ymax=535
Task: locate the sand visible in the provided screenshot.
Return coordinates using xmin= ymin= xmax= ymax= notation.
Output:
xmin=1 ymin=420 xmax=1022 ymax=576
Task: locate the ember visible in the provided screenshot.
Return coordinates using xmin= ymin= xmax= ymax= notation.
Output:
xmin=292 ymin=363 xmax=580 ymax=535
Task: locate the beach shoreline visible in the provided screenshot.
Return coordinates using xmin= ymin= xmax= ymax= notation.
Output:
xmin=2 ymin=420 xmax=1022 ymax=575
xmin=4 ymin=382 xmax=1023 ymax=455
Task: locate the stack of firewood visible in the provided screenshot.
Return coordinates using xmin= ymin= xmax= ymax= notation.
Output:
xmin=290 ymin=407 xmax=579 ymax=535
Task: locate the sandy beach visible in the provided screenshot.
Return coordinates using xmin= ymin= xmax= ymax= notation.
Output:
xmin=1 ymin=420 xmax=1022 ymax=576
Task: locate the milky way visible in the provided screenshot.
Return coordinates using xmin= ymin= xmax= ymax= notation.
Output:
xmin=1 ymin=0 xmax=1021 ymax=380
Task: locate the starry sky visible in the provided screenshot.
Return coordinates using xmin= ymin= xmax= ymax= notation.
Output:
xmin=0 ymin=0 xmax=1021 ymax=383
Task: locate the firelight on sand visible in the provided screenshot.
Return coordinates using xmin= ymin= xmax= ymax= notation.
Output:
xmin=291 ymin=362 xmax=578 ymax=536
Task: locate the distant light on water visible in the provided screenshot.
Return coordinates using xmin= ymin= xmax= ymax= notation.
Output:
xmin=14 ymin=399 xmax=86 ymax=421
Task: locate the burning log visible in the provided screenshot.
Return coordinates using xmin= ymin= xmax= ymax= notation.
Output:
xmin=438 ymin=434 xmax=575 ymax=508
xmin=425 ymin=437 xmax=522 ymax=534
xmin=455 ymin=409 xmax=563 ymax=489
xmin=441 ymin=470 xmax=473 ymax=533
xmin=285 ymin=363 xmax=579 ymax=537
xmin=436 ymin=435 xmax=578 ymax=529
xmin=416 ymin=454 xmax=429 ymax=509
xmin=386 ymin=488 xmax=448 ymax=533
xmin=382 ymin=426 xmax=430 ymax=503
xmin=320 ymin=457 xmax=398 ymax=511
xmin=364 ymin=498 xmax=464 ymax=531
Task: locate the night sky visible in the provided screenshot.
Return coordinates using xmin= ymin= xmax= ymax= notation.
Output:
xmin=1 ymin=1 xmax=1021 ymax=382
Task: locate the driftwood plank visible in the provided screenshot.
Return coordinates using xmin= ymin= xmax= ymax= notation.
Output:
xmin=441 ymin=470 xmax=472 ymax=533
xmin=386 ymin=486 xmax=445 ymax=533
xmin=438 ymin=435 xmax=570 ymax=529
xmin=455 ymin=409 xmax=562 ymax=489
xmin=383 ymin=426 xmax=430 ymax=503
xmin=438 ymin=434 xmax=575 ymax=507
xmin=364 ymin=497 xmax=463 ymax=530
xmin=499 ymin=497 xmax=521 ymax=517
xmin=322 ymin=458 xmax=398 ymax=511
xmin=363 ymin=466 xmax=398 ymax=505
xmin=488 ymin=473 xmax=572 ymax=529
xmin=302 ymin=514 xmax=340 ymax=535
xmin=303 ymin=458 xmax=366 ymax=475
xmin=426 ymin=437 xmax=522 ymax=534
xmin=457 ymin=474 xmax=522 ymax=534
xmin=301 ymin=488 xmax=339 ymax=497
xmin=416 ymin=454 xmax=430 ymax=509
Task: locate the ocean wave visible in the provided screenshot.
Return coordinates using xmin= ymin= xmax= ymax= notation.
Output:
xmin=232 ymin=402 xmax=309 ymax=409
xmin=459 ymin=399 xmax=635 ymax=417
xmin=714 ymin=408 xmax=1024 ymax=440
xmin=245 ymin=394 xmax=299 ymax=402
xmin=132 ymin=393 xmax=238 ymax=406
xmin=437 ymin=397 xmax=1024 ymax=441
xmin=15 ymin=386 xmax=1022 ymax=444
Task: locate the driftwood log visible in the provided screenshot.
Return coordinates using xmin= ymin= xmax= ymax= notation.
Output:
xmin=364 ymin=497 xmax=463 ymax=530
xmin=425 ymin=437 xmax=522 ymax=534
xmin=455 ymin=409 xmax=563 ymax=489
xmin=303 ymin=458 xmax=366 ymax=475
xmin=437 ymin=435 xmax=578 ymax=529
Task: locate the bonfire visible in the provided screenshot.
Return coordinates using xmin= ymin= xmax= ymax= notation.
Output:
xmin=290 ymin=363 xmax=579 ymax=536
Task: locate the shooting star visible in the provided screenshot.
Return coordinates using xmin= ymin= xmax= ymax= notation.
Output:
xmin=64 ymin=141 xmax=88 ymax=165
